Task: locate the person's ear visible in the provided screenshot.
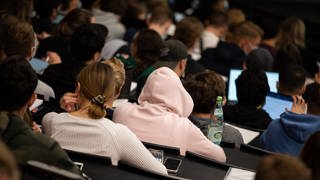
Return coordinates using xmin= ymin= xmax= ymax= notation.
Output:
xmin=26 ymin=48 xmax=35 ymax=61
xmin=27 ymin=93 xmax=37 ymax=107
xmin=242 ymin=62 xmax=247 ymax=70
xmin=300 ymin=85 xmax=306 ymax=95
xmin=93 ymin=52 xmax=101 ymax=62
xmin=180 ymin=59 xmax=187 ymax=71
xmin=75 ymin=82 xmax=81 ymax=95
xmin=222 ymin=96 xmax=227 ymax=106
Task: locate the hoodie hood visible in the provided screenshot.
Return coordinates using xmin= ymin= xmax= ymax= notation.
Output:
xmin=280 ymin=111 xmax=320 ymax=143
xmin=138 ymin=67 xmax=194 ymax=117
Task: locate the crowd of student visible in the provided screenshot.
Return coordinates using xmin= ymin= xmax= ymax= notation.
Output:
xmin=0 ymin=0 xmax=319 ymax=179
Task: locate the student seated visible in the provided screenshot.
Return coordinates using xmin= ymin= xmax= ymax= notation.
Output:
xmin=0 ymin=56 xmax=80 ymax=175
xmin=223 ymin=70 xmax=272 ymax=129
xmin=260 ymin=84 xmax=320 ymax=155
xmin=40 ymin=23 xmax=108 ymax=100
xmin=42 ymin=62 xmax=167 ymax=175
xmin=277 ymin=63 xmax=306 ymax=97
xmin=300 ymin=131 xmax=320 ymax=180
xmin=255 ymin=154 xmax=310 ymax=180
xmin=184 ymin=71 xmax=244 ymax=147
xmin=113 ymin=67 xmax=226 ymax=162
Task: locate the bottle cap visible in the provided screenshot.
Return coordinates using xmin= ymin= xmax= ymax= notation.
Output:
xmin=216 ymin=96 xmax=223 ymax=101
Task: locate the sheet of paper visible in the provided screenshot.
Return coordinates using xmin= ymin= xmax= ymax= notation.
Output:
xmin=112 ymin=99 xmax=129 ymax=108
xmin=225 ymin=123 xmax=260 ymax=144
xmin=224 ymin=167 xmax=255 ymax=180
xmin=29 ymin=99 xmax=43 ymax=111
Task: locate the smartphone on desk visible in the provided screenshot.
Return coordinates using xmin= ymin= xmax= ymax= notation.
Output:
xmin=164 ymin=157 xmax=182 ymax=174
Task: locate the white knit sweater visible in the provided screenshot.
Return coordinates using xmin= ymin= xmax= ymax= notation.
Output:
xmin=42 ymin=112 xmax=167 ymax=175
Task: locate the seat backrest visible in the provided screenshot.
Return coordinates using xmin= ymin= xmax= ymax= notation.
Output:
xmin=21 ymin=160 xmax=86 ymax=180
xmin=143 ymin=141 xmax=180 ymax=155
xmin=65 ymin=149 xmax=188 ymax=180
xmin=240 ymin=144 xmax=273 ymax=156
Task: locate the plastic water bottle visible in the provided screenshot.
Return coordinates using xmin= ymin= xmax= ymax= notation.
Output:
xmin=207 ymin=96 xmax=224 ymax=145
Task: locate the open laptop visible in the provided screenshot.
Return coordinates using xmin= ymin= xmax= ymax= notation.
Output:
xmin=262 ymin=92 xmax=293 ymax=120
xmin=227 ymin=69 xmax=279 ymax=102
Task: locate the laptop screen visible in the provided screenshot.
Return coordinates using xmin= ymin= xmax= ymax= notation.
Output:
xmin=263 ymin=92 xmax=292 ymax=120
xmin=227 ymin=69 xmax=279 ymax=102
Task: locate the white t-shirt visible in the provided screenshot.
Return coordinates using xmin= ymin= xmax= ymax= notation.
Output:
xmin=42 ymin=112 xmax=167 ymax=175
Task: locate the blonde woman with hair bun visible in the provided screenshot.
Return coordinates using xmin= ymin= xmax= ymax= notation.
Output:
xmin=42 ymin=62 xmax=167 ymax=175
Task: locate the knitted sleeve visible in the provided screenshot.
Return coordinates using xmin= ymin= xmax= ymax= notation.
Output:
xmin=114 ymin=125 xmax=168 ymax=175
xmin=186 ymin=121 xmax=227 ymax=162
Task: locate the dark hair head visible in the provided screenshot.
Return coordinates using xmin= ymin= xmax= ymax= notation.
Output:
xmin=173 ymin=17 xmax=204 ymax=49
xmin=2 ymin=21 xmax=35 ymax=58
xmin=0 ymin=0 xmax=32 ymax=22
xmin=33 ymin=0 xmax=60 ymax=18
xmin=132 ymin=29 xmax=164 ymax=66
xmin=245 ymin=48 xmax=274 ymax=72
xmin=77 ymin=62 xmax=115 ymax=119
xmin=0 ymin=56 xmax=38 ymax=112
xmin=205 ymin=11 xmax=228 ymax=27
xmin=149 ymin=6 xmax=173 ymax=25
xmin=255 ymin=154 xmax=310 ymax=180
xmin=56 ymin=8 xmax=94 ymax=38
xmin=184 ymin=71 xmax=226 ymax=113
xmin=300 ymin=131 xmax=320 ymax=180
xmin=236 ymin=70 xmax=270 ymax=107
xmin=99 ymin=0 xmax=128 ymax=16
xmin=303 ymin=83 xmax=320 ymax=115
xmin=71 ymin=24 xmax=108 ymax=62
xmin=125 ymin=0 xmax=147 ymax=20
xmin=278 ymin=63 xmax=306 ymax=95
xmin=58 ymin=0 xmax=79 ymax=11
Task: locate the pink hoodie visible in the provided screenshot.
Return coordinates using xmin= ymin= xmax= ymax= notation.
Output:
xmin=113 ymin=67 xmax=226 ymax=162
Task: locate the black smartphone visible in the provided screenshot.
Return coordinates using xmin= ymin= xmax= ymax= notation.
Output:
xmin=164 ymin=157 xmax=182 ymax=174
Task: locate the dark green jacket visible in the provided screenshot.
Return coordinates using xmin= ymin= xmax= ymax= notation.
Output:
xmin=0 ymin=112 xmax=81 ymax=175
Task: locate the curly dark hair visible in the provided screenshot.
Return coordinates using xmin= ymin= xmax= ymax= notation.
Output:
xmin=184 ymin=70 xmax=225 ymax=114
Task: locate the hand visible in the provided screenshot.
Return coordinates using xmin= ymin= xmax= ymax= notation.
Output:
xmin=36 ymin=32 xmax=51 ymax=40
xmin=60 ymin=92 xmax=79 ymax=112
xmin=287 ymin=96 xmax=307 ymax=114
xmin=32 ymin=122 xmax=42 ymax=133
xmin=45 ymin=51 xmax=61 ymax=65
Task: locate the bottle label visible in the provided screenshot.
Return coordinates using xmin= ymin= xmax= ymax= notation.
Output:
xmin=207 ymin=125 xmax=223 ymax=145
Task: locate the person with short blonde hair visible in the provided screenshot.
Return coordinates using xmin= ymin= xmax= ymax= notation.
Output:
xmin=42 ymin=62 xmax=167 ymax=174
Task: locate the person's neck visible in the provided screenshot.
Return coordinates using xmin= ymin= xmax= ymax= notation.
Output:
xmin=262 ymin=38 xmax=275 ymax=47
xmin=278 ymin=88 xmax=301 ymax=97
xmin=205 ymin=26 xmax=220 ymax=38
xmin=70 ymin=97 xmax=92 ymax=118
xmin=12 ymin=106 xmax=27 ymax=119
xmin=192 ymin=112 xmax=211 ymax=119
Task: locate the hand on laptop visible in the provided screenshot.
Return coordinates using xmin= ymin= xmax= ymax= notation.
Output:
xmin=287 ymin=96 xmax=307 ymax=114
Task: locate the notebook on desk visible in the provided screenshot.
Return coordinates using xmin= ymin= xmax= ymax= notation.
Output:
xmin=227 ymin=69 xmax=279 ymax=102
xmin=224 ymin=167 xmax=255 ymax=180
xmin=262 ymin=92 xmax=292 ymax=120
